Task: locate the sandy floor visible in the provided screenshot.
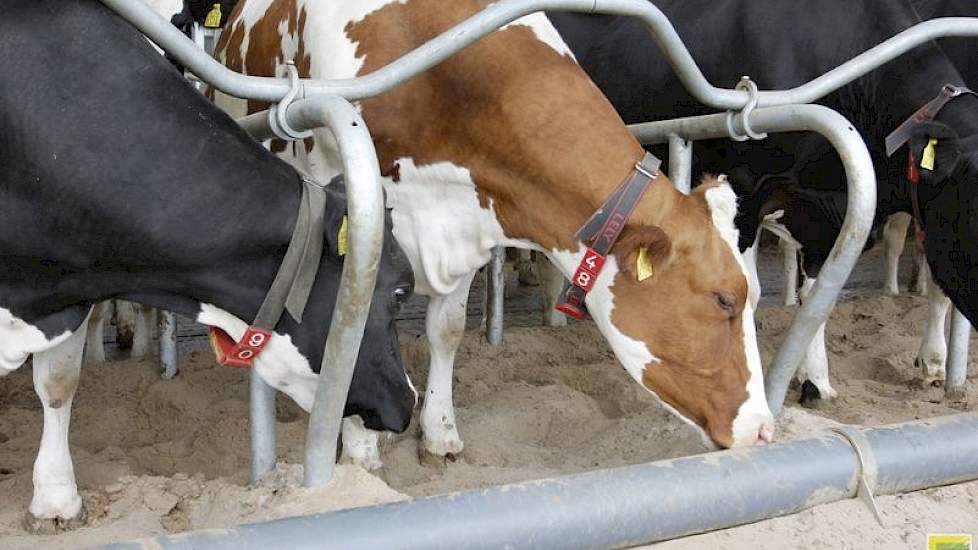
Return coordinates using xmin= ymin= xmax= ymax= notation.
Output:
xmin=1 ymin=286 xmax=976 ymax=549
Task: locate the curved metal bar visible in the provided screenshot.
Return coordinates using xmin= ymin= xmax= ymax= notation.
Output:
xmin=629 ymin=104 xmax=877 ymax=416
xmin=101 ymin=0 xmax=978 ymax=107
xmin=240 ymin=95 xmax=386 ymax=487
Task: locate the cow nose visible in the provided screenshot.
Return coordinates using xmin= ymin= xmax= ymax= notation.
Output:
xmin=754 ymin=424 xmax=775 ymax=446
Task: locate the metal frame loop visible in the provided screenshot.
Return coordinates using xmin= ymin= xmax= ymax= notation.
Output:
xmin=269 ymin=62 xmax=315 ymax=141
xmin=725 ymin=76 xmax=768 ymax=141
xmin=829 ymin=426 xmax=885 ymax=526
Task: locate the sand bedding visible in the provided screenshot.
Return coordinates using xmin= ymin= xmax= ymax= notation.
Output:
xmin=0 ymin=290 xmax=975 ymax=549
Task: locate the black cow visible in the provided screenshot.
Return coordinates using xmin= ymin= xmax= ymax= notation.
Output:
xmin=0 ymin=0 xmax=414 ymax=526
xmin=549 ymin=0 xmax=978 ymax=401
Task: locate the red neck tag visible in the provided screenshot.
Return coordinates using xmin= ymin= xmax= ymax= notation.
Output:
xmin=209 ymin=326 xmax=273 ymax=368
xmin=906 ymin=150 xmax=921 ymax=184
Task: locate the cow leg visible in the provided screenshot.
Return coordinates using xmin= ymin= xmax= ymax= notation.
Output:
xmin=538 ymin=255 xmax=567 ymax=327
xmin=420 ymin=270 xmax=477 ymax=460
xmin=129 ymin=305 xmax=158 ymax=358
xmin=780 ymin=238 xmax=799 ymax=306
xmin=340 ymin=415 xmax=383 ymax=471
xmin=910 ymin=230 xmax=929 ymax=296
xmin=516 ymin=249 xmax=540 ymax=286
xmin=743 ymin=235 xmax=762 ymax=311
xmin=796 ymin=277 xmax=837 ymax=405
xmin=26 ymin=321 xmax=88 ymax=531
xmin=915 ymin=272 xmax=950 ymax=386
xmin=883 ymin=212 xmax=912 ymax=296
xmin=112 ymin=300 xmax=135 ymax=350
xmin=83 ymin=301 xmax=111 ymax=365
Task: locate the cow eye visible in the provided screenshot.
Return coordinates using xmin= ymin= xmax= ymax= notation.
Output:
xmin=715 ymin=291 xmax=737 ymax=316
xmin=393 ymin=285 xmax=411 ymax=304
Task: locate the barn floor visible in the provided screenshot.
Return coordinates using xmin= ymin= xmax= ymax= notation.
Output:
xmin=0 ymin=242 xmax=976 ymax=549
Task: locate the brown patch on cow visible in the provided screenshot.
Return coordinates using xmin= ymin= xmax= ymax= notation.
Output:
xmin=345 ymin=0 xmax=646 ymax=250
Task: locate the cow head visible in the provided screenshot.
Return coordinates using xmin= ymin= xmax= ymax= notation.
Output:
xmin=257 ymin=181 xmax=416 ymax=434
xmin=567 ymin=175 xmax=774 ymax=449
xmin=906 ymin=120 xmax=978 ymax=326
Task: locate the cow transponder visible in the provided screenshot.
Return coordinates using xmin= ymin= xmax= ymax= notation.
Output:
xmin=209 ymin=326 xmax=273 ymax=368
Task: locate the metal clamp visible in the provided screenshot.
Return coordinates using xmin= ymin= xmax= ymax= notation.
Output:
xmin=829 ymin=426 xmax=885 ymax=526
xmin=268 ymin=62 xmax=314 ymax=141
xmin=725 ymin=76 xmax=768 ymax=142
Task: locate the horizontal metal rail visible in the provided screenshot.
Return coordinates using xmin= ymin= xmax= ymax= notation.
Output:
xmin=629 ymin=105 xmax=877 ymax=415
xmin=101 ymin=0 xmax=978 ymax=107
xmin=97 ymin=413 xmax=978 ymax=550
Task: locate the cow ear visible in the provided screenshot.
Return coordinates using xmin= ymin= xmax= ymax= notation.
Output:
xmin=613 ymin=225 xmax=672 ymax=282
xmin=909 ymin=121 xmax=963 ymax=184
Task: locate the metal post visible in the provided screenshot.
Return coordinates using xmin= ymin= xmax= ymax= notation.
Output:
xmin=158 ymin=311 xmax=178 ymax=380
xmin=100 ymin=0 xmax=978 ymax=106
xmin=238 ymin=96 xmax=386 ymax=488
xmin=486 ymin=247 xmax=506 ymax=345
xmin=250 ymin=368 xmax=278 ymax=481
xmin=667 ymin=133 xmax=692 ymax=194
xmin=97 ymin=413 xmax=978 ymax=550
xmin=629 ymin=104 xmax=876 ymax=416
xmin=946 ymin=308 xmax=972 ymax=400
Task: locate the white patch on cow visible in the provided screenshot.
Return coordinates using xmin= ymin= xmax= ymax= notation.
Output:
xmin=704 ymin=181 xmax=775 ymax=447
xmin=502 ymin=13 xmax=575 ymax=58
xmin=340 ymin=416 xmax=383 ymax=471
xmin=29 ymin=314 xmax=88 ymax=520
xmin=381 ymin=158 xmax=535 ymax=297
xmin=0 ymin=307 xmax=72 ymax=375
xmin=196 ymin=304 xmax=318 ymax=410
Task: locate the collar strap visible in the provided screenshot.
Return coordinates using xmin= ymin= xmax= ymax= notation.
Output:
xmin=885 ymin=83 xmax=978 ymax=157
xmin=885 ymin=84 xmax=976 ymax=241
xmin=212 ymin=175 xmax=328 ymax=367
xmin=555 ymin=152 xmax=662 ymax=320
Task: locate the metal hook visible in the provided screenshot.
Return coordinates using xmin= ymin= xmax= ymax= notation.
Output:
xmin=725 ymin=76 xmax=768 ymax=142
xmin=268 ymin=62 xmax=314 ymax=141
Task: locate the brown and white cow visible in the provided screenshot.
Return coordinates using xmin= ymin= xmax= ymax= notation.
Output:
xmin=212 ymin=0 xmax=775 ymax=465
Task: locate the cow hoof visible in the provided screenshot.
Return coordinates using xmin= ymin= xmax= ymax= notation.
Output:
xmin=419 ymin=435 xmax=464 ymax=466
xmin=419 ymin=447 xmax=462 ymax=467
xmin=798 ymin=380 xmax=836 ymax=408
xmin=883 ymin=285 xmax=900 ymax=297
xmin=23 ymin=505 xmax=87 ymax=534
xmin=913 ymin=357 xmax=945 ymax=387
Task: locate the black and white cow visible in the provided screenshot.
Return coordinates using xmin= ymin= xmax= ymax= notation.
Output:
xmin=549 ymin=0 xmax=978 ymax=401
xmin=1 ymin=0 xmax=414 ymax=526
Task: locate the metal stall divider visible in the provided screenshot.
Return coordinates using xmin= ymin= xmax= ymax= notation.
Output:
xmin=100 ymin=0 xmax=977 ymax=493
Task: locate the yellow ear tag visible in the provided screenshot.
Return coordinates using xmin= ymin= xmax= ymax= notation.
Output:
xmin=204 ymin=4 xmax=222 ymax=28
xmin=920 ymin=138 xmax=938 ymax=171
xmin=636 ymin=247 xmax=654 ymax=282
xmin=337 ymin=215 xmax=349 ymax=257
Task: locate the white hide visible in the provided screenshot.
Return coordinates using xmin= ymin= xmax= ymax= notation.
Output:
xmin=883 ymin=212 xmax=913 ymax=296
xmin=0 ymin=307 xmax=73 ymax=375
xmin=704 ymin=183 xmax=775 ymax=447
xmin=196 ymin=304 xmax=318 ymax=410
xmin=340 ymin=416 xmax=383 ymax=471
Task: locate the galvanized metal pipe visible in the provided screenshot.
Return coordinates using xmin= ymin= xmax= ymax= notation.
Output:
xmin=486 ymin=247 xmax=506 ymax=346
xmin=97 ymin=413 xmax=978 ymax=550
xmin=239 ymin=95 xmax=386 ymax=487
xmin=157 ymin=311 xmax=178 ymax=380
xmin=250 ymin=368 xmax=277 ymax=482
xmin=946 ymin=308 xmax=972 ymax=400
xmin=667 ymin=133 xmax=692 ymax=194
xmin=629 ymin=104 xmax=877 ymax=416
xmin=101 ymin=0 xmax=978 ymax=107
